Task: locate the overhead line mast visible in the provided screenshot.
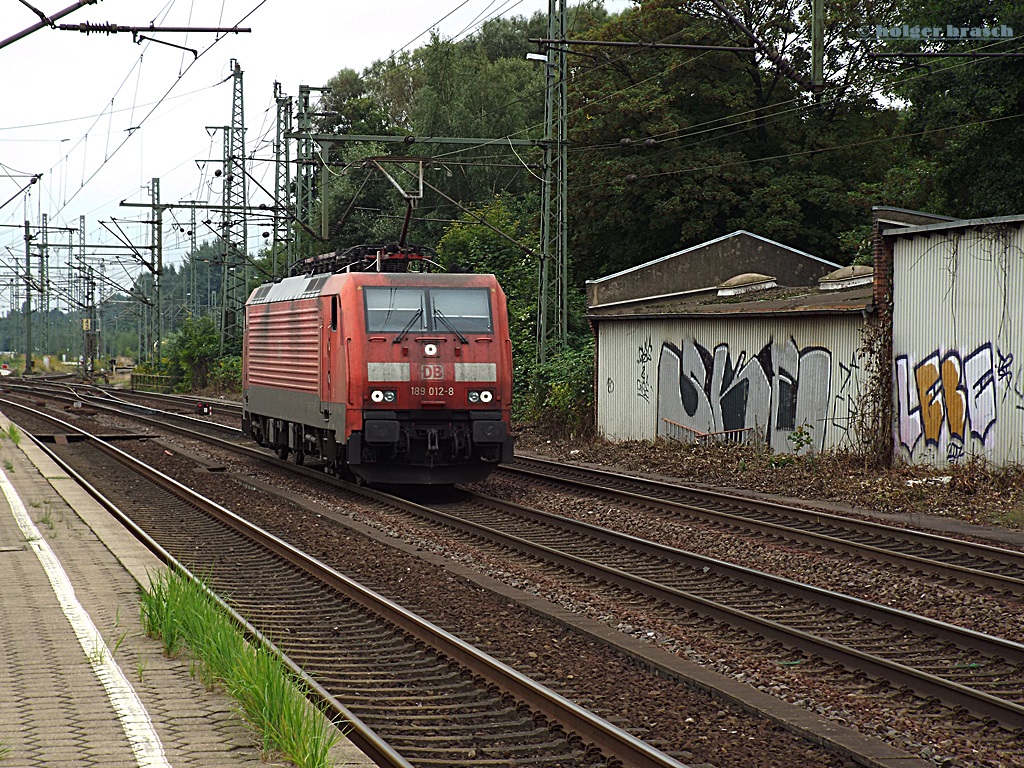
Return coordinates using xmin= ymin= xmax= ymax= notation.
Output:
xmin=220 ymin=59 xmax=248 ymax=353
xmin=538 ymin=0 xmax=568 ymax=363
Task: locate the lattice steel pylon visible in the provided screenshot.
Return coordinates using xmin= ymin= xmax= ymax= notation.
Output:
xmin=220 ymin=59 xmax=248 ymax=352
xmin=272 ymin=82 xmax=292 ymax=278
xmin=294 ymin=84 xmax=320 ymax=262
xmin=537 ymin=0 xmax=568 ymax=363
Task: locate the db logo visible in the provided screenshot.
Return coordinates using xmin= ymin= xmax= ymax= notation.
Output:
xmin=420 ymin=364 xmax=444 ymax=380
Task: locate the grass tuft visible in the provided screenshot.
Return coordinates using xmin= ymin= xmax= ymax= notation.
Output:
xmin=139 ymin=569 xmax=341 ymax=767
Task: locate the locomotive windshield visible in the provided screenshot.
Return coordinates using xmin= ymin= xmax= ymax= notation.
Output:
xmin=364 ymin=288 xmax=427 ymax=333
xmin=364 ymin=287 xmax=492 ymax=334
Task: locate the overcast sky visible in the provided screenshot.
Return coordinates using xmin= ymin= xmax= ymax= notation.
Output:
xmin=0 ymin=0 xmax=631 ymax=308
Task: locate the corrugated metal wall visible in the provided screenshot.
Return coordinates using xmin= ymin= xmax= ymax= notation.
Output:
xmin=893 ymin=226 xmax=1024 ymax=467
xmin=595 ymin=315 xmax=868 ymax=453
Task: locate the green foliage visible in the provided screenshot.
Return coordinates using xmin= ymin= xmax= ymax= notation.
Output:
xmin=139 ymin=569 xmax=340 ymax=768
xmin=211 ymin=356 xmax=242 ymax=393
xmin=882 ymin=0 xmax=1024 ymax=217
xmin=518 ymin=341 xmax=596 ymax=436
xmin=317 ymin=68 xmax=395 ymax=136
xmin=162 ymin=317 xmax=221 ymax=392
xmin=437 ymin=194 xmax=541 ymax=384
xmin=787 ymin=423 xmax=815 ymax=454
xmin=436 ymin=195 xmax=596 ymax=430
xmin=567 ymin=0 xmax=904 ymax=272
xmin=7 ymin=1 xmax=1023 ymax=383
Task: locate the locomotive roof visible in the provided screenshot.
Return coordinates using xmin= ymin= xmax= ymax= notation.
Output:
xmin=245 ymin=270 xmax=499 ymax=306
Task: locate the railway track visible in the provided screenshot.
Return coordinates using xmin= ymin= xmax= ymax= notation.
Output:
xmin=419 ymin=488 xmax=1024 ymax=730
xmin=496 ymin=457 xmax=1024 ymax=596
xmin=21 ymin=381 xmax=1024 ymax=601
xmin=6 ymin=384 xmax=1023 ymax=765
xmin=11 ymin=403 xmax=685 ymax=768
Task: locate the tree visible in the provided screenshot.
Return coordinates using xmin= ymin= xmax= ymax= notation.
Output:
xmin=316 ymin=69 xmax=396 ymax=136
xmin=437 ymin=195 xmax=540 ymax=369
xmin=565 ymin=0 xmax=903 ymax=276
xmin=880 ymin=0 xmax=1024 ymax=217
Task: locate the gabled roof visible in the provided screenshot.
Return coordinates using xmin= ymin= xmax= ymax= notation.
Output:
xmin=587 ymin=283 xmax=873 ymax=320
xmin=586 ymin=230 xmax=837 ymax=286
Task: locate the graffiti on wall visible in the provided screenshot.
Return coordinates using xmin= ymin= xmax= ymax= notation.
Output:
xmin=636 ymin=336 xmax=653 ymax=402
xmin=896 ymin=342 xmax=1024 ymax=463
xmin=829 ymin=352 xmax=862 ymax=449
xmin=656 ymin=337 xmax=832 ymax=452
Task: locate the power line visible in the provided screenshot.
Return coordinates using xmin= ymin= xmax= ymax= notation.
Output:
xmin=576 ymin=109 xmax=1024 ymax=190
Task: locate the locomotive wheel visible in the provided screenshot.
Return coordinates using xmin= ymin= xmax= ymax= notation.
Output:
xmin=276 ymin=445 xmax=288 ymax=461
xmin=292 ymin=449 xmax=304 ymax=466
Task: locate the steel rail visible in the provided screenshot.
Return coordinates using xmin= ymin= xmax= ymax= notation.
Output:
xmin=4 ymin=384 xmax=245 ymax=439
xmin=502 ymin=457 xmax=1024 ymax=593
xmin=11 ymin=389 xmax=1024 ymax=728
xmin=11 ymin=412 xmax=413 ymax=768
xmin=2 ymin=399 xmax=687 ymax=768
xmin=341 ymin=485 xmax=1024 ymax=731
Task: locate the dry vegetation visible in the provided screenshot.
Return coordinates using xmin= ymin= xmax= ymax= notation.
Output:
xmin=512 ymin=424 xmax=1024 ymax=532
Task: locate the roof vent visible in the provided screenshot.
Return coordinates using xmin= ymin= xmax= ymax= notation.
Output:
xmin=819 ymin=264 xmax=873 ymax=291
xmin=717 ymin=272 xmax=776 ymax=297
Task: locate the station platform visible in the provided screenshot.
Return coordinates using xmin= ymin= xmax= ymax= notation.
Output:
xmin=0 ymin=413 xmax=373 ymax=768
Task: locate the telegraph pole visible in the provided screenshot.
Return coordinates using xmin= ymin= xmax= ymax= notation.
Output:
xmin=294 ymin=85 xmax=322 ymax=260
xmin=40 ymin=213 xmax=50 ymax=355
xmin=189 ymin=206 xmax=198 ymax=317
xmin=79 ymin=215 xmax=89 ymax=363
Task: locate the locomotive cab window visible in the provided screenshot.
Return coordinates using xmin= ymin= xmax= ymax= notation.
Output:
xmin=365 ymin=288 xmax=427 ymax=333
xmin=431 ymin=288 xmax=492 ymax=334
xmin=364 ymin=287 xmax=492 ymax=335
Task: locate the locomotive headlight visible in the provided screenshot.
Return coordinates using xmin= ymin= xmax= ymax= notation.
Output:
xmin=480 ymin=390 xmax=493 ymax=403
xmin=370 ymin=390 xmax=385 ymax=403
xmin=468 ymin=391 xmax=481 ymax=403
xmin=424 ymin=343 xmax=438 ymax=357
xmin=383 ymin=390 xmax=397 ymax=403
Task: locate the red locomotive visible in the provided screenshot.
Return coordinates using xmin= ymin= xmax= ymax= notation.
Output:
xmin=241 ymin=248 xmax=514 ymax=485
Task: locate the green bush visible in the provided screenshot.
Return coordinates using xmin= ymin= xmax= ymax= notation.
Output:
xmin=135 ymin=319 xmax=240 ymax=395
xmin=518 ymin=340 xmax=594 ymax=436
xmin=161 ymin=318 xmax=221 ymax=392
xmin=211 ymin=356 xmax=242 ymax=393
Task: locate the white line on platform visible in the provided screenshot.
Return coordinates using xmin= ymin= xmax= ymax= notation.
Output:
xmin=1 ymin=467 xmax=171 ymax=768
